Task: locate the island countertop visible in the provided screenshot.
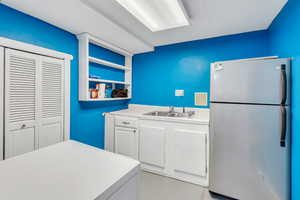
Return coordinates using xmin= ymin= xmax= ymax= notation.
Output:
xmin=0 ymin=140 xmax=140 ymax=200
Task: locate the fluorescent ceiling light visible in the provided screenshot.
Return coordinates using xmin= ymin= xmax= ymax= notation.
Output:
xmin=115 ymin=0 xmax=190 ymax=32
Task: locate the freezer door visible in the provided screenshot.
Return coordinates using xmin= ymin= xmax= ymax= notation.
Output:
xmin=209 ymin=103 xmax=290 ymax=200
xmin=210 ymin=58 xmax=290 ymax=105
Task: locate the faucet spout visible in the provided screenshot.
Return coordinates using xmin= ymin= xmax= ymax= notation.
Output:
xmin=169 ymin=106 xmax=175 ymax=113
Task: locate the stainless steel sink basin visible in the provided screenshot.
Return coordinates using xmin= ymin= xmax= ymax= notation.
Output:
xmin=144 ymin=111 xmax=195 ymax=118
xmin=144 ymin=111 xmax=170 ymax=117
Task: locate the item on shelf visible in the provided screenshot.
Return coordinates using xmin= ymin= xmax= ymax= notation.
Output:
xmin=89 ymin=74 xmax=101 ymax=79
xmin=96 ymin=83 xmax=106 ymax=98
xmin=111 ymin=89 xmax=128 ymax=98
xmin=90 ymin=89 xmax=98 ymax=99
xmin=105 ymin=85 xmax=113 ymax=98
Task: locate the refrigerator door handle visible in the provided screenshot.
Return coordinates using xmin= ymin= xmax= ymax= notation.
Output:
xmin=280 ymin=64 xmax=287 ymax=105
xmin=280 ymin=106 xmax=287 ymax=147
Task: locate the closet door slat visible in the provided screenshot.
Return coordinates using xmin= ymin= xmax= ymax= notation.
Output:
xmin=4 ymin=48 xmax=66 ymax=158
xmin=7 ymin=53 xmax=37 ymax=123
xmin=39 ymin=57 xmax=64 ymax=149
xmin=5 ymin=49 xmax=39 ymax=158
xmin=41 ymin=60 xmax=63 ymax=119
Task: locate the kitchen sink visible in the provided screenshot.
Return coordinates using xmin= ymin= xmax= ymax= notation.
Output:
xmin=144 ymin=111 xmax=195 ymax=118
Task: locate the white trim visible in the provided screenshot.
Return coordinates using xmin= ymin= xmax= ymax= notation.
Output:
xmin=213 ymin=56 xmax=278 ymax=65
xmin=0 ymin=47 xmax=3 ymax=161
xmin=210 ymin=63 xmax=214 ymax=104
xmin=77 ymin=33 xmax=133 ymax=56
xmin=0 ymin=37 xmax=73 ymax=60
xmin=78 ymin=34 xmax=90 ymax=101
xmin=125 ymin=56 xmax=133 ymax=98
xmin=64 ymin=59 xmax=71 ymax=141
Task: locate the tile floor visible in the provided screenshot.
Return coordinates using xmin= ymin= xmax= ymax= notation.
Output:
xmin=140 ymin=171 xmax=230 ymax=200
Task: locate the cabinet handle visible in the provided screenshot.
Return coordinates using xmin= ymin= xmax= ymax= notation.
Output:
xmin=122 ymin=121 xmax=130 ymax=125
xmin=21 ymin=124 xmax=26 ymax=129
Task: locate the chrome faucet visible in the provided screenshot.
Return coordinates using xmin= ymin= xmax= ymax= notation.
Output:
xmin=169 ymin=106 xmax=175 ymax=113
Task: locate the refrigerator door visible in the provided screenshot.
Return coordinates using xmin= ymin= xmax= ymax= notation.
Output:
xmin=210 ymin=58 xmax=290 ymax=105
xmin=209 ymin=103 xmax=290 ymax=200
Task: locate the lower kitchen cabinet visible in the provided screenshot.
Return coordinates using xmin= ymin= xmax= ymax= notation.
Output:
xmin=115 ymin=127 xmax=138 ymax=159
xmin=139 ymin=123 xmax=166 ymax=170
xmin=105 ymin=114 xmax=209 ymax=186
xmin=138 ymin=120 xmax=209 ymax=186
xmin=172 ymin=127 xmax=208 ymax=184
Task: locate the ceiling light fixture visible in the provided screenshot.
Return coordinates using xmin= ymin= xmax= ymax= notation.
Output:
xmin=115 ymin=0 xmax=190 ymax=32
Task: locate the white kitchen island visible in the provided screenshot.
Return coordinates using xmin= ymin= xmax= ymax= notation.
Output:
xmin=0 ymin=140 xmax=140 ymax=200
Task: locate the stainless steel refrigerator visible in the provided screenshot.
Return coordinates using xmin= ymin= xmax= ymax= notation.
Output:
xmin=209 ymin=57 xmax=291 ymax=200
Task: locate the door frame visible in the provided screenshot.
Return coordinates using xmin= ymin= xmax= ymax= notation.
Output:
xmin=0 ymin=37 xmax=73 ymax=158
xmin=0 ymin=47 xmax=3 ymax=160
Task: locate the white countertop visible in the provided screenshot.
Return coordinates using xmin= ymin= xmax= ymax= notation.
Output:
xmin=0 ymin=141 xmax=140 ymax=200
xmin=109 ymin=104 xmax=210 ymax=125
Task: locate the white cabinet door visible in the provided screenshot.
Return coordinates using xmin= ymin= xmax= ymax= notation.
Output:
xmin=139 ymin=123 xmax=166 ymax=168
xmin=38 ymin=56 xmax=64 ymax=148
xmin=5 ymin=49 xmax=39 ymax=158
xmin=173 ymin=128 xmax=207 ymax=177
xmin=115 ymin=127 xmax=137 ymax=159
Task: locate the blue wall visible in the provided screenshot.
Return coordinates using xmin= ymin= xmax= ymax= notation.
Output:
xmin=1 ymin=4 xmax=298 ymax=198
xmin=268 ymin=0 xmax=300 ymax=199
xmin=0 ymin=3 xmax=128 ymax=149
xmin=132 ymin=31 xmax=270 ymax=107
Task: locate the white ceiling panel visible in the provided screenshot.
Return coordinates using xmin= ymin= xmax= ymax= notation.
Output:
xmin=82 ymin=0 xmax=287 ymax=47
xmin=1 ymin=0 xmax=154 ymax=54
xmin=2 ymin=0 xmax=287 ymax=54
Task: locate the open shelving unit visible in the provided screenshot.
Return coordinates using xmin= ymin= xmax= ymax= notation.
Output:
xmin=77 ymin=33 xmax=133 ymax=101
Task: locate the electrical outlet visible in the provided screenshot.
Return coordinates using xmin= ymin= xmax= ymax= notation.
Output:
xmin=175 ymin=90 xmax=184 ymax=97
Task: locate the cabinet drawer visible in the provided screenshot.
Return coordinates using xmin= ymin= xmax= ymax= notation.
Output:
xmin=115 ymin=116 xmax=137 ymax=128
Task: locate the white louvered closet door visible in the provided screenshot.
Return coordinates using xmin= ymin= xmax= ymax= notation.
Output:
xmin=5 ymin=49 xmax=39 ymax=158
xmin=38 ymin=56 xmax=64 ymax=148
xmin=5 ymin=49 xmax=65 ymax=158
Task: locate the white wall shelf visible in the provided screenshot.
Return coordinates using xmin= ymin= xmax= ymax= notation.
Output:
xmin=77 ymin=33 xmax=133 ymax=101
xmin=89 ymin=78 xmax=130 ymax=85
xmin=87 ymin=97 xmax=131 ymax=101
xmin=89 ymin=57 xmax=130 ymax=71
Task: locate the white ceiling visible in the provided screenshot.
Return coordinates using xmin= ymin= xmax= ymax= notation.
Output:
xmin=1 ymin=0 xmax=153 ymax=54
xmin=2 ymin=0 xmax=287 ymax=54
